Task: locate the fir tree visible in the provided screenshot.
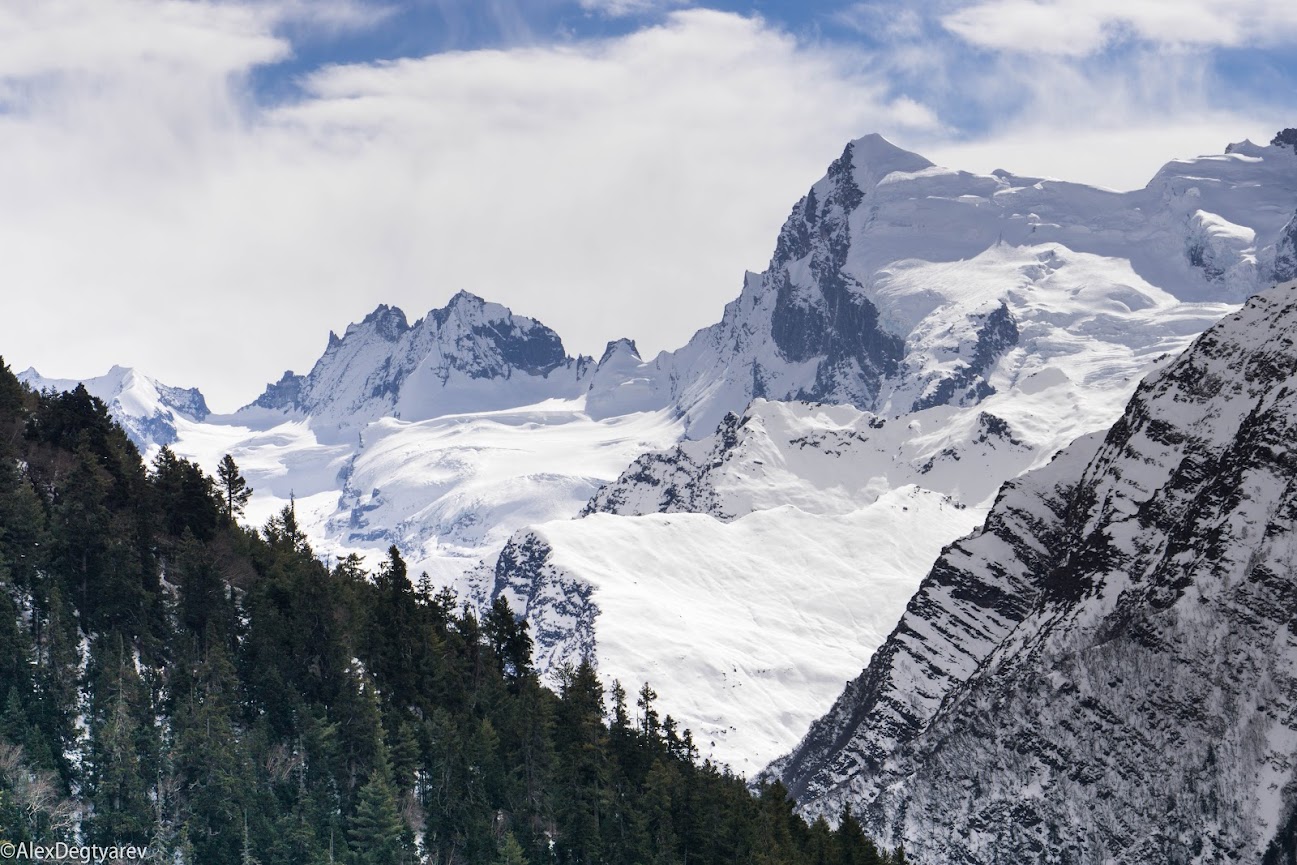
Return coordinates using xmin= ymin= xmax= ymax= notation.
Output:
xmin=496 ymin=830 xmax=528 ymax=865
xmin=347 ymin=751 xmax=415 ymax=865
xmin=83 ymin=633 xmax=156 ymax=847
xmin=216 ymin=454 xmax=253 ymax=523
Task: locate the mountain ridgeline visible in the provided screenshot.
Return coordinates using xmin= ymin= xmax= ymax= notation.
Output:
xmin=0 ymin=359 xmax=904 ymax=864
xmin=773 ymin=284 xmax=1297 ymax=861
xmin=228 ymin=133 xmax=1297 ymax=443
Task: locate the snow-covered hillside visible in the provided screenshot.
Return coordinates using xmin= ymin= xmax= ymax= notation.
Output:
xmin=774 ymin=284 xmax=1297 ymax=861
xmin=474 ymin=486 xmax=981 ymax=775
xmin=163 ymin=378 xmax=683 ymax=583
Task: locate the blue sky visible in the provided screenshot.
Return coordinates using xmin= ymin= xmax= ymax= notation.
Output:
xmin=0 ymin=0 xmax=1294 ymax=407
xmin=258 ymin=0 xmax=1297 ymax=135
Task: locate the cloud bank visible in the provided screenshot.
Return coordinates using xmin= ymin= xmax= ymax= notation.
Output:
xmin=0 ymin=1 xmax=1291 ymax=409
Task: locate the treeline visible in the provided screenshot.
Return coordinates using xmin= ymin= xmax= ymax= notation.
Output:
xmin=0 ymin=357 xmax=903 ymax=864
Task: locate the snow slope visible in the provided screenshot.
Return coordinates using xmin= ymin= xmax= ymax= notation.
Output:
xmin=326 ymin=401 xmax=682 ymax=582
xmin=479 ymin=486 xmax=983 ymax=774
xmin=774 ymin=284 xmax=1297 ymax=862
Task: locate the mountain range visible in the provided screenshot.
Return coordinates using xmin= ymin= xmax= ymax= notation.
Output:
xmin=17 ymin=131 xmax=1297 ymax=852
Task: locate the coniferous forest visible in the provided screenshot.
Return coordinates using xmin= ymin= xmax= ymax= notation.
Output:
xmin=0 ymin=357 xmax=903 ymax=864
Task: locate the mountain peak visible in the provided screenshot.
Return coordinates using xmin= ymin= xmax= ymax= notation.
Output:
xmin=598 ymin=338 xmax=640 ymax=365
xmin=448 ymin=289 xmax=485 ymax=307
xmin=242 ymin=293 xmax=583 ymax=428
xmin=428 ymin=290 xmax=503 ymax=329
xmin=846 ymin=133 xmax=934 ymax=184
xmin=359 ymin=304 xmax=409 ymax=341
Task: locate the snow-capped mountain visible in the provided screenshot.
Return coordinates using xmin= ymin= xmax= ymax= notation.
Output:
xmin=604 ymin=133 xmax=1297 ymax=436
xmin=125 ymin=293 xmax=686 ymax=583
xmin=772 ymin=283 xmax=1297 ymax=861
xmin=242 ymin=291 xmax=595 ymax=438
xmin=18 ymin=364 xmax=209 ymax=450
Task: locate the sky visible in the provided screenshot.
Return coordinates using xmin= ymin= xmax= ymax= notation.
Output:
xmin=1 ymin=0 xmax=1294 ymax=411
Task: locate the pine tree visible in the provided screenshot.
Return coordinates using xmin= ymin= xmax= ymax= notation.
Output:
xmin=83 ymin=633 xmax=155 ymax=847
xmin=346 ymin=751 xmax=415 ymax=865
xmin=835 ymin=805 xmax=882 ymax=865
xmin=172 ymin=636 xmax=253 ymax=864
xmin=637 ymin=682 xmax=661 ymax=743
xmin=553 ymin=659 xmax=612 ymax=865
xmin=216 ymin=454 xmax=253 ymax=523
xmin=485 ymin=595 xmax=533 ymax=682
xmin=496 ymin=830 xmax=528 ymax=865
xmin=643 ymin=760 xmax=681 ymax=865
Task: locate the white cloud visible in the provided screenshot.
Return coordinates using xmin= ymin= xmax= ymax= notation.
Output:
xmin=0 ymin=0 xmax=286 ymax=79
xmin=578 ymin=0 xmax=686 ymax=17
xmin=942 ymin=0 xmax=1297 ymax=55
xmin=0 ymin=1 xmax=1288 ymax=411
xmin=0 ymin=5 xmax=936 ymax=410
xmin=832 ymin=3 xmax=926 ymax=40
xmin=924 ymin=115 xmax=1284 ymax=191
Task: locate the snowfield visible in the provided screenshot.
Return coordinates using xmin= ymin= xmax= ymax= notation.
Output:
xmin=496 ymin=488 xmax=984 ymax=774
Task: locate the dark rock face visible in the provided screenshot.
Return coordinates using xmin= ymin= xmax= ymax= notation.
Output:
xmin=361 ymin=304 xmax=410 ymax=341
xmin=251 ymin=370 xmax=305 ymax=411
xmin=911 ymin=303 xmax=1019 ymax=412
xmin=769 ymin=142 xmax=904 ymax=403
xmin=489 ymin=531 xmax=597 ymax=670
xmin=1275 ymin=210 xmax=1297 ymax=284
xmin=466 ymin=321 xmax=566 ymax=378
xmin=154 ymin=383 xmax=211 ymax=422
xmin=776 ymin=287 xmax=1297 ymax=863
xmin=428 ymin=291 xmax=568 ymax=379
xmin=583 ymin=411 xmax=742 ymax=519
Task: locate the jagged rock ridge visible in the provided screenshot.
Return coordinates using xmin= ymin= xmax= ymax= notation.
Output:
xmin=243 ymin=291 xmax=593 ymax=434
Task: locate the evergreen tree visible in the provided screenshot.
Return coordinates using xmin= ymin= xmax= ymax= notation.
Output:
xmin=347 ymin=751 xmax=416 ymax=865
xmin=172 ymin=636 xmax=253 ymax=864
xmin=485 ymin=595 xmax=534 ymax=682
xmin=151 ymin=447 xmax=219 ymax=542
xmin=553 ymin=659 xmax=612 ymax=865
xmin=216 ymin=454 xmax=253 ymax=523
xmin=642 ymin=760 xmax=681 ymax=865
xmin=83 ymin=633 xmax=156 ymax=847
xmin=496 ymin=830 xmax=529 ymax=865
xmin=835 ymin=805 xmax=882 ymax=865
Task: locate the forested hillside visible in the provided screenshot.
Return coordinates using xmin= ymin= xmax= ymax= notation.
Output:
xmin=0 ymin=358 xmax=900 ymax=865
